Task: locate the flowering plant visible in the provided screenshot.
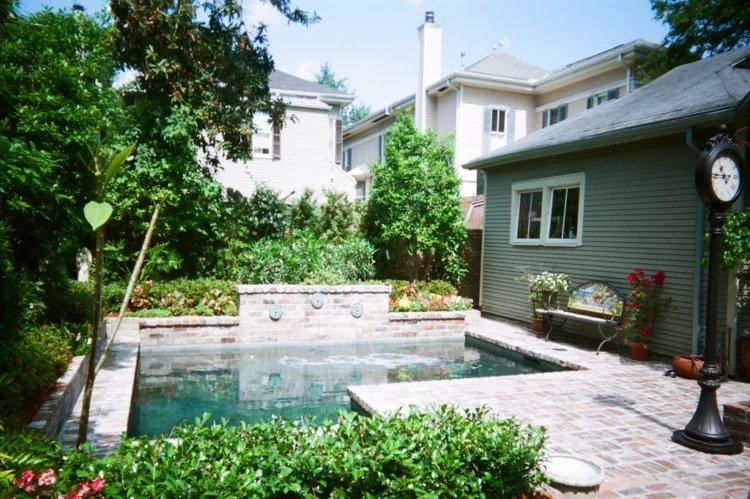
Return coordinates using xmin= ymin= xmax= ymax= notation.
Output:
xmin=12 ymin=468 xmax=105 ymax=498
xmin=618 ymin=268 xmax=672 ymax=345
xmin=527 ymin=272 xmax=571 ymax=293
xmin=388 ymin=292 xmax=473 ymax=312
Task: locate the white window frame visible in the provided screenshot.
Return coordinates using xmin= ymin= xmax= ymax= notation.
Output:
xmin=343 ymin=147 xmax=352 ymax=171
xmin=490 ymin=107 xmax=507 ymax=135
xmin=355 ymin=180 xmax=367 ymax=200
xmin=252 ymin=114 xmax=273 ymax=159
xmin=509 ymin=173 xmax=585 ymax=247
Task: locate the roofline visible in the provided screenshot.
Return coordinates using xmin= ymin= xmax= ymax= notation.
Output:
xmin=343 ymin=94 xmax=415 ymax=136
xmin=271 ymin=87 xmax=355 ymax=105
xmin=463 ymin=107 xmax=738 ymax=170
xmin=426 ymin=72 xmax=535 ymax=95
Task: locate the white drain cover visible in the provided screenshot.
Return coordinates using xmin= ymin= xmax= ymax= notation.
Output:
xmin=544 ymin=455 xmax=604 ymax=488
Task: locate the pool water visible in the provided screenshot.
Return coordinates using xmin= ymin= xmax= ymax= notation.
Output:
xmin=129 ymin=338 xmax=565 ymax=437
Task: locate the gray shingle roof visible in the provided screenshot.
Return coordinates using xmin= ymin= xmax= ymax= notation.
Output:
xmin=269 ymin=70 xmax=350 ymax=95
xmin=466 ymin=44 xmax=750 ymax=169
xmin=465 ymin=51 xmax=548 ymax=81
xmin=544 ymin=39 xmax=659 ymax=77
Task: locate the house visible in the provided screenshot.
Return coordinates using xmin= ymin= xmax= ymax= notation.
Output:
xmin=343 ymin=11 xmax=658 ymax=198
xmin=216 ymin=70 xmax=357 ymax=200
xmin=464 ymin=45 xmax=750 ymax=369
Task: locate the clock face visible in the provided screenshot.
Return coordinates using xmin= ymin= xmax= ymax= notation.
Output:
xmin=711 ymin=152 xmax=741 ymax=203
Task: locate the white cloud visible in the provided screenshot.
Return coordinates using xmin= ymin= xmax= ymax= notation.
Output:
xmin=245 ymin=0 xmax=284 ymax=26
xmin=294 ymin=59 xmax=317 ymax=81
xmin=113 ymin=68 xmax=139 ymax=89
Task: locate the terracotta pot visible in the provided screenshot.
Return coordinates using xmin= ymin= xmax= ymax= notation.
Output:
xmin=740 ymin=337 xmax=750 ymax=382
xmin=629 ymin=343 xmax=650 ymax=361
xmin=531 ymin=318 xmax=546 ymax=334
xmin=672 ymin=354 xmax=706 ymax=380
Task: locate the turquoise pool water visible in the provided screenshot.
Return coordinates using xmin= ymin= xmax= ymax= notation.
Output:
xmin=129 ymin=338 xmax=565 ymax=437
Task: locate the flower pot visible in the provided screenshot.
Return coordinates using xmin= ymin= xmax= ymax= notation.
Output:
xmin=672 ymin=354 xmax=707 ymax=380
xmin=531 ymin=318 xmax=546 ymax=334
xmin=629 ymin=343 xmax=650 ymax=361
xmin=740 ymin=337 xmax=750 ymax=382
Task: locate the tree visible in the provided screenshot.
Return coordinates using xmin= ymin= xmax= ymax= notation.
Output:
xmin=106 ymin=0 xmax=318 ymax=276
xmin=313 ymin=61 xmax=371 ymax=126
xmin=366 ymin=112 xmax=467 ymax=284
xmin=639 ymin=0 xmax=750 ymax=82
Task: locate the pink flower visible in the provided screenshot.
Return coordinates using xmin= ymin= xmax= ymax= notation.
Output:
xmin=38 ymin=468 xmax=56 ymax=486
xmin=145 ymin=280 xmax=153 ymax=286
xmin=78 ymin=481 xmax=92 ymax=498
xmin=91 ymin=477 xmax=105 ymax=493
xmin=20 ymin=471 xmax=35 ymax=489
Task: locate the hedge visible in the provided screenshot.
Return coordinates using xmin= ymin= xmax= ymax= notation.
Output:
xmin=3 ymin=406 xmax=548 ymax=498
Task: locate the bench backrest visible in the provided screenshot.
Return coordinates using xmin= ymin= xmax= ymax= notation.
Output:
xmin=567 ymin=281 xmax=625 ymax=321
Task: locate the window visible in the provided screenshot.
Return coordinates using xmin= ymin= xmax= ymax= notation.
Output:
xmin=343 ymin=148 xmax=352 ymax=171
xmin=355 ymin=180 xmax=367 ymax=200
xmin=253 ymin=114 xmax=272 ymax=158
xmin=378 ymin=134 xmax=386 ymax=160
xmin=334 ymin=119 xmax=343 ymax=165
xmin=586 ymin=88 xmax=619 ymax=109
xmin=510 ymin=173 xmax=585 ymax=246
xmin=491 ymin=109 xmax=506 ymax=133
xmin=542 ymin=104 xmax=567 ymax=128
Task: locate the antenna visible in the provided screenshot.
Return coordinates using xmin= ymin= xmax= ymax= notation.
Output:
xmin=492 ymin=44 xmax=497 ymax=52
xmin=460 ymin=52 xmax=465 ymax=70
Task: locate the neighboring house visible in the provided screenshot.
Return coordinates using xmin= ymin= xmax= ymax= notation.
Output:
xmin=463 ymin=45 xmax=750 ymax=367
xmin=343 ymin=11 xmax=657 ymax=198
xmin=216 ymin=70 xmax=356 ymax=200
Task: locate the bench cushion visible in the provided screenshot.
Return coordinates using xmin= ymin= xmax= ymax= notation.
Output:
xmin=568 ymin=281 xmax=624 ymax=320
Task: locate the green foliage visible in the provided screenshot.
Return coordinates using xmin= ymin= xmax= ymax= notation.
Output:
xmin=367 ymin=112 xmax=468 ymax=285
xmin=343 ymin=102 xmax=372 ymax=127
xmin=289 ymin=188 xmax=319 ymax=231
xmin=0 ymin=425 xmax=63 ymax=488
xmin=317 ymin=190 xmax=355 ymax=241
xmin=247 ymin=184 xmax=290 ymax=239
xmin=387 ymin=281 xmax=472 ymax=312
xmin=720 ymin=209 xmax=750 ymax=276
xmin=313 ymin=61 xmax=371 ymax=127
xmin=235 ymin=231 xmax=375 ymax=284
xmin=0 ymin=323 xmax=88 ymax=424
xmin=6 ymin=407 xmax=547 ymax=498
xmin=639 ymin=0 xmax=750 ymax=82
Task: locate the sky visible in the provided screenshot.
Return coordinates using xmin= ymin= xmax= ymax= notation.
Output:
xmin=19 ymin=0 xmax=670 ymax=109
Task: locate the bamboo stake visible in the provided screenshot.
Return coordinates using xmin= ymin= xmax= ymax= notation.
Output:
xmin=95 ymin=203 xmax=160 ymax=375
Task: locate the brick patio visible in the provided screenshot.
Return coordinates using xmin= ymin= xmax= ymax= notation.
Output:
xmin=348 ymin=317 xmax=750 ymax=499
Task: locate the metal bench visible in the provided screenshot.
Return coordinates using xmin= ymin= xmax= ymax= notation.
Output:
xmin=535 ymin=281 xmax=625 ymax=354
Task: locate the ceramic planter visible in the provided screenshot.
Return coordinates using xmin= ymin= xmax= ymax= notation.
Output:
xmin=629 ymin=343 xmax=650 ymax=361
xmin=531 ymin=318 xmax=546 ymax=334
xmin=672 ymin=354 xmax=719 ymax=380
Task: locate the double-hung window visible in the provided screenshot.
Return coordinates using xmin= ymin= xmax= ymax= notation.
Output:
xmin=541 ymin=104 xmax=567 ymax=128
xmin=510 ymin=173 xmax=585 ymax=246
xmin=491 ymin=108 xmax=506 ymax=133
xmin=343 ymin=148 xmax=353 ymax=171
xmin=355 ymin=180 xmax=367 ymax=200
xmin=252 ymin=114 xmax=272 ymax=158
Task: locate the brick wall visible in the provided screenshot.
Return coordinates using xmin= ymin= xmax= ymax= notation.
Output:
xmin=724 ymin=401 xmax=750 ymax=444
xmin=136 ymin=285 xmax=468 ymax=347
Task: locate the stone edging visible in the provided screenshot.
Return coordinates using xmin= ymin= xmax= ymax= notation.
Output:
xmin=138 ymin=316 xmax=240 ymax=328
xmin=236 ymin=284 xmax=392 ymax=294
xmin=388 ymin=311 xmax=467 ymax=321
xmin=29 ymin=355 xmax=87 ymax=439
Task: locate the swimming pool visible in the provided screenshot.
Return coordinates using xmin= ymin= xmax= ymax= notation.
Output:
xmin=129 ymin=338 xmax=565 ymax=437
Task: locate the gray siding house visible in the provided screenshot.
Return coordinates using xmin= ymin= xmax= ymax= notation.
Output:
xmin=465 ymin=45 xmax=750 ymax=368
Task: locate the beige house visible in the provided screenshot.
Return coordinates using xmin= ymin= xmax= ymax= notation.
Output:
xmin=343 ymin=11 xmax=657 ymax=198
xmin=216 ymin=71 xmax=356 ymax=201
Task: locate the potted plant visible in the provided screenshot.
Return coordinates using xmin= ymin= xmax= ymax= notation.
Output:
xmin=521 ymin=272 xmax=571 ymax=335
xmin=618 ymin=268 xmax=672 ymax=361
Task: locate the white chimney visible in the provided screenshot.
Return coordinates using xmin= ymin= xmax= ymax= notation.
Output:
xmin=415 ymin=11 xmax=442 ymax=133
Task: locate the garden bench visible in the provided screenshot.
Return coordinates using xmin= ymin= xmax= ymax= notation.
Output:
xmin=535 ymin=281 xmax=625 ymax=355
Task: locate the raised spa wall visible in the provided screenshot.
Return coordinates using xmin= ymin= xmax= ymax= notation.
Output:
xmin=139 ymin=285 xmax=468 ymax=348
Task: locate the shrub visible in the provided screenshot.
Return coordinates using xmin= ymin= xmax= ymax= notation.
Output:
xmin=100 ymin=279 xmax=239 ymax=316
xmin=5 ymin=406 xmax=547 ymax=498
xmin=289 ymin=188 xmax=318 ymax=231
xmin=0 ymin=323 xmax=88 ymax=425
xmin=317 ymin=190 xmax=355 ymax=241
xmin=247 ymin=184 xmax=290 ymax=239
xmin=235 ymin=232 xmax=375 ymax=284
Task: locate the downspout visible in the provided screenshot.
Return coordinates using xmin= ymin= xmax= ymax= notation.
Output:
xmin=447 ymin=79 xmax=461 ymax=172
xmin=618 ymin=54 xmax=632 ymax=93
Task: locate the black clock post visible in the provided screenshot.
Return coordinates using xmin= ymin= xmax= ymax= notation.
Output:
xmin=672 ymin=125 xmax=743 ymax=455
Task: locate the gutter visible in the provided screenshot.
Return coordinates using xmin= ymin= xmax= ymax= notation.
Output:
xmin=618 ymin=54 xmax=632 ymax=93
xmin=343 ymin=94 xmax=416 ymax=136
xmin=447 ymin=79 xmax=461 ymax=171
xmin=463 ymin=107 xmax=738 ymax=170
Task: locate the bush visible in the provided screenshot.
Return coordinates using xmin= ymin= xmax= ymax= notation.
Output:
xmin=4 ymin=406 xmax=547 ymax=498
xmin=0 ymin=323 xmax=88 ymax=425
xmin=101 ymin=279 xmax=239 ymax=316
xmin=317 ymin=190 xmax=355 ymax=241
xmin=235 ymin=232 xmax=375 ymax=284
xmin=289 ymin=188 xmax=318 ymax=231
xmin=247 ymin=184 xmax=290 ymax=239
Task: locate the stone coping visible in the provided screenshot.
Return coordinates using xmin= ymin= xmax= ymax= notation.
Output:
xmin=29 ymin=355 xmax=87 ymax=438
xmin=138 ymin=316 xmax=240 ymax=328
xmin=236 ymin=284 xmax=392 ymax=294
xmin=388 ymin=311 xmax=467 ymax=321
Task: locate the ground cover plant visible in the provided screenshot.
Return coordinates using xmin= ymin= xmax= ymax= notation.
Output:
xmin=3 ymin=406 xmax=548 ymax=498
xmin=385 ymin=280 xmax=473 ymax=312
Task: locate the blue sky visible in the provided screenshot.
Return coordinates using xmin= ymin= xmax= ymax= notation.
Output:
xmin=19 ymin=0 xmax=669 ymax=108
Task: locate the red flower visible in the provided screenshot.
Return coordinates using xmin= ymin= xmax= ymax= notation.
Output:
xmin=634 ymin=268 xmax=644 ymax=274
xmin=652 ymin=271 xmax=665 ymax=286
xmin=626 ymin=274 xmax=636 ymax=282
xmin=638 ymin=327 xmax=651 ymax=336
xmin=91 ymin=477 xmax=105 ymax=493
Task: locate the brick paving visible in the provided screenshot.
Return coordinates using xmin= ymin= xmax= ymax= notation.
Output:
xmin=348 ymin=317 xmax=750 ymax=499
xmin=58 ymin=321 xmax=139 ymax=457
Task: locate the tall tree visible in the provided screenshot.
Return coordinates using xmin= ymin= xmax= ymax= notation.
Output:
xmin=366 ymin=112 xmax=467 ymax=284
xmin=639 ymin=0 xmax=750 ymax=82
xmin=313 ymin=61 xmax=371 ymax=126
xmin=106 ymin=0 xmax=318 ymax=275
